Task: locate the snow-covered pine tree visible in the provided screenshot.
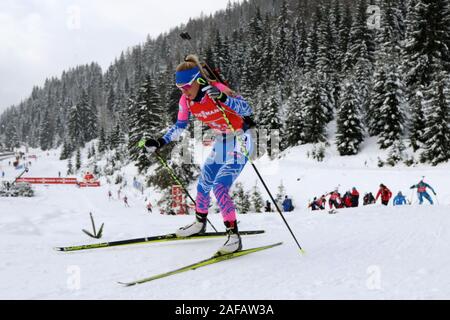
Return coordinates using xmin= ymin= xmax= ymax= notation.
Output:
xmin=403 ymin=0 xmax=450 ymax=154
xmin=377 ymin=63 xmax=405 ymax=149
xmin=75 ymin=149 xmax=81 ymax=171
xmin=422 ymin=71 xmax=450 ymax=165
xmin=272 ymin=0 xmax=292 ymax=98
xmin=39 ymin=109 xmax=54 ymax=151
xmin=285 ymin=88 xmax=306 ymax=148
xmin=370 ymin=0 xmax=405 ymax=146
xmin=250 ymin=183 xmax=264 ymax=213
xmin=109 ymin=123 xmax=122 ymax=150
xmin=67 ymin=158 xmax=74 ymax=175
xmin=127 ymin=74 xmax=164 ymax=172
xmin=336 ymin=81 xmax=364 ymax=155
xmin=275 ymin=181 xmax=286 ymax=206
xmin=98 ymin=127 xmax=107 ymax=153
xmin=231 ymin=182 xmax=251 ymax=214
xmin=77 ymin=90 xmax=98 ymax=144
xmin=301 ymin=74 xmax=329 ymax=144
xmin=257 ymin=86 xmax=283 ymax=154
xmin=386 ymin=139 xmax=406 ymax=166
xmin=59 ymin=140 xmax=73 ymax=160
xmin=303 ymin=14 xmax=319 ymax=74
xmin=409 ymin=91 xmax=426 ymax=151
xmin=67 ymin=104 xmax=84 ymax=148
xmin=367 ymin=63 xmax=386 ymax=136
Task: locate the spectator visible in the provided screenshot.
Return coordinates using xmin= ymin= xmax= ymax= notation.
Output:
xmin=342 ymin=191 xmax=353 ymax=208
xmin=375 ymin=184 xmax=393 ymax=206
xmin=393 ymin=191 xmax=407 ymax=206
xmin=351 ymin=187 xmax=360 ymax=207
xmin=363 ymin=192 xmax=376 ymax=205
xmin=264 ymin=200 xmax=272 ymax=212
xmin=328 ymin=190 xmax=341 ymax=209
xmin=282 ymin=196 xmax=294 ymax=212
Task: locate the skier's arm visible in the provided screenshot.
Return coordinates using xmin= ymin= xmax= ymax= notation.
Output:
xmin=425 ymin=183 xmax=436 ymax=194
xmin=213 ymin=83 xmax=252 ymax=117
xmin=162 ymin=97 xmax=190 ymax=144
xmin=375 ymin=190 xmax=381 ymax=201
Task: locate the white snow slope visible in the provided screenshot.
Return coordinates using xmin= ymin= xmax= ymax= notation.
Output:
xmin=0 ymin=143 xmax=449 ymax=300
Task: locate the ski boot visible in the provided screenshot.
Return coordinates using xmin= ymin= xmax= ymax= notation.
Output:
xmin=215 ymin=221 xmax=242 ymax=256
xmin=175 ymin=212 xmax=207 ymax=237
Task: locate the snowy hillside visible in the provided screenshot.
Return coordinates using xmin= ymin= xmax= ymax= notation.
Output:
xmin=0 ymin=146 xmax=449 ymax=299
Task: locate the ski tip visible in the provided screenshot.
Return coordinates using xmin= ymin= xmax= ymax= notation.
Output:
xmin=118 ymin=281 xmax=135 ymax=287
xmin=53 ymin=247 xmax=63 ymax=252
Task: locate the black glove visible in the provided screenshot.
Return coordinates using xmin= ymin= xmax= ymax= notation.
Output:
xmin=204 ymin=85 xmax=228 ymax=103
xmin=139 ymin=137 xmax=166 ymax=153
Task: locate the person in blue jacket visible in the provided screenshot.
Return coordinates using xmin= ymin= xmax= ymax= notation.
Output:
xmin=282 ymin=196 xmax=294 ymax=212
xmin=393 ymin=191 xmax=407 ymax=206
xmin=410 ymin=180 xmax=436 ymax=205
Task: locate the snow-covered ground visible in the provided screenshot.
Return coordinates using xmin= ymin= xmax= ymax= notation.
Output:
xmin=0 ymin=145 xmax=449 ymax=299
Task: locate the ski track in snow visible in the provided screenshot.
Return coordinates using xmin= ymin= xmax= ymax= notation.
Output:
xmin=0 ymin=147 xmax=449 ymax=299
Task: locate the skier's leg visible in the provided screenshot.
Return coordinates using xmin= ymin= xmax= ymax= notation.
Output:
xmin=213 ymin=162 xmax=246 ymax=223
xmin=176 ymin=156 xmax=220 ymax=237
xmin=213 ymin=135 xmax=251 ymax=254
xmin=423 ymin=192 xmax=433 ymax=205
xmin=418 ymin=192 xmax=424 ymax=205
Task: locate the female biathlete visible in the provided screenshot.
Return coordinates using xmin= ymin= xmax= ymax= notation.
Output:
xmin=139 ymin=55 xmax=255 ymax=255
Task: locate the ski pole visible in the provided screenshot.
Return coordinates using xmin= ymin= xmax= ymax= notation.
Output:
xmin=154 ymin=150 xmax=218 ymax=232
xmin=180 ymin=32 xmax=304 ymax=254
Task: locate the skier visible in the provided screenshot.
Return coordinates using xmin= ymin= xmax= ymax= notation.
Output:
xmin=147 ymin=201 xmax=153 ymax=213
xmin=328 ymin=190 xmax=341 ymax=209
xmin=410 ymin=180 xmax=436 ymax=205
xmin=282 ymin=196 xmax=294 ymax=212
xmin=124 ymin=196 xmax=129 ymax=207
xmin=351 ymin=187 xmax=359 ymax=207
xmin=138 ymin=55 xmax=255 ymax=255
xmin=363 ymin=192 xmax=376 ymax=205
xmin=108 ymin=190 xmax=112 ymax=201
xmin=375 ymin=184 xmax=392 ymax=206
xmin=264 ymin=200 xmax=272 ymax=212
xmin=308 ymin=197 xmax=323 ymax=211
xmin=393 ymin=191 xmax=407 ymax=206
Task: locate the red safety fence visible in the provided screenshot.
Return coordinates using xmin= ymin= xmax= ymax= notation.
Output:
xmin=16 ymin=177 xmax=78 ymax=184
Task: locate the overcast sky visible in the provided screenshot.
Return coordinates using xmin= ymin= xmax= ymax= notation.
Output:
xmin=0 ymin=0 xmax=236 ymax=113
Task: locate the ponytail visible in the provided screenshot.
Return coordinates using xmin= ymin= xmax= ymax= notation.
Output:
xmin=176 ymin=54 xmax=215 ymax=82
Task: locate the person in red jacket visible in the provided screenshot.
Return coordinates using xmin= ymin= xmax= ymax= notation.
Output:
xmin=375 ymin=184 xmax=392 ymax=206
xmin=328 ymin=190 xmax=341 ymax=209
xmin=351 ymin=187 xmax=360 ymax=207
xmin=343 ymin=191 xmax=353 ymax=208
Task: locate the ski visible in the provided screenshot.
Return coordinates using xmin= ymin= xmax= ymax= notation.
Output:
xmin=119 ymin=242 xmax=283 ymax=286
xmin=54 ymin=230 xmax=265 ymax=252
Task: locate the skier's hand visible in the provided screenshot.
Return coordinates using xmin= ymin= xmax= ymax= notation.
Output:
xmin=204 ymin=85 xmax=227 ymax=103
xmin=138 ymin=138 xmax=166 ymax=153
